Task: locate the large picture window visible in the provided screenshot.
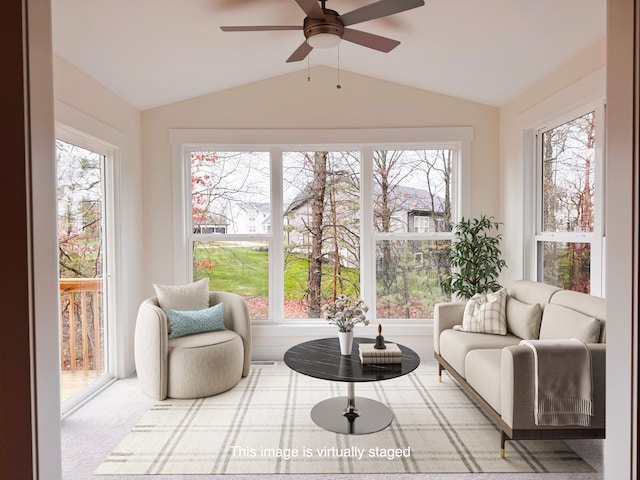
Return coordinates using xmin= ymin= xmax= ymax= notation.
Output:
xmin=534 ymin=106 xmax=604 ymax=294
xmin=176 ymin=128 xmax=470 ymax=323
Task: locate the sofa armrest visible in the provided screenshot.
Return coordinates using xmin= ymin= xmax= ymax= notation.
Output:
xmin=209 ymin=291 xmax=252 ymax=377
xmin=134 ymin=300 xmax=169 ymax=400
xmin=433 ymin=302 xmax=465 ymax=354
xmin=501 ymin=343 xmax=606 ymax=429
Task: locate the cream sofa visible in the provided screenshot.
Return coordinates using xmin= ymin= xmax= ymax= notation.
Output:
xmin=433 ymin=280 xmax=605 ymax=456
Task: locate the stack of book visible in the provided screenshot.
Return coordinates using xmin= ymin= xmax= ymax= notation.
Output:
xmin=359 ymin=343 xmax=402 ymax=364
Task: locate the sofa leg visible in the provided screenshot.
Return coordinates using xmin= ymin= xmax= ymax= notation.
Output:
xmin=438 ymin=363 xmax=443 ymax=382
xmin=500 ymin=430 xmax=506 ymax=458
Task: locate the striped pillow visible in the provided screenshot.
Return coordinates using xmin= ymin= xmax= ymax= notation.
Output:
xmin=456 ymin=288 xmax=507 ymax=335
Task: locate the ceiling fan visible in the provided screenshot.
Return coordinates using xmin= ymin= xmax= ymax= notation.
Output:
xmin=220 ymin=0 xmax=426 ymax=63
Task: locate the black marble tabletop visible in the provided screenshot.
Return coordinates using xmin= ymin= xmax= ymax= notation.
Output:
xmin=283 ymin=337 xmax=420 ymax=383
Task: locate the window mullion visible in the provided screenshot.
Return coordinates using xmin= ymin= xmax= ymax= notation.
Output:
xmin=591 ymin=99 xmax=606 ymax=295
xmin=360 ymin=147 xmax=375 ymax=321
xmin=270 ymin=149 xmax=284 ymax=323
xmin=174 ymin=144 xmax=192 ymax=285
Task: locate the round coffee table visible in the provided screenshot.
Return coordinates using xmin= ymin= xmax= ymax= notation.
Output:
xmin=283 ymin=336 xmax=420 ymax=434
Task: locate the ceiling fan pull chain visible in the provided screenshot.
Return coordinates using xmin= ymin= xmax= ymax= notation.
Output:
xmin=307 ymin=54 xmax=311 ymax=82
xmin=336 ymin=44 xmax=342 ymax=89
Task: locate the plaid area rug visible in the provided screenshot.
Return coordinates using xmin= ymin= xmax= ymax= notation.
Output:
xmin=95 ymin=365 xmax=595 ymax=475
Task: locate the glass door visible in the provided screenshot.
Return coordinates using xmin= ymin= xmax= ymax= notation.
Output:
xmin=56 ymin=139 xmax=111 ymax=406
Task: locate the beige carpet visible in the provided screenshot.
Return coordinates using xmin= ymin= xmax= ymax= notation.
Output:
xmin=94 ymin=365 xmax=595 ymax=476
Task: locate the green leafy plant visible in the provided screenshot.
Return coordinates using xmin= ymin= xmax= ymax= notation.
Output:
xmin=440 ymin=215 xmax=507 ymax=299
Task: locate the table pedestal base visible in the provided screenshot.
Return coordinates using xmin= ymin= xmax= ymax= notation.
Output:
xmin=310 ymin=396 xmax=393 ymax=434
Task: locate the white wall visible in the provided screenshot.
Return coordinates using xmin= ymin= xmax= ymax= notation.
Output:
xmin=53 ymin=54 xmax=144 ymax=377
xmin=498 ymin=40 xmax=606 ymax=285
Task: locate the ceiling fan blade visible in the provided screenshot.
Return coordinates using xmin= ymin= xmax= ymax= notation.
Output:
xmin=221 ymin=25 xmax=302 ymax=31
xmin=342 ymin=28 xmax=400 ymax=52
xmin=339 ymin=0 xmax=425 ymax=27
xmin=286 ymin=41 xmax=313 ymax=62
xmin=294 ymin=0 xmax=325 ymax=20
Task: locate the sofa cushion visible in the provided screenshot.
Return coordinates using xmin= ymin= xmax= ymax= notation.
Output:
xmin=455 ymin=288 xmax=507 ymax=335
xmin=465 ymin=349 xmax=503 ymax=414
xmin=168 ymin=303 xmax=226 ymax=339
xmin=168 ymin=328 xmax=240 ymax=350
xmin=439 ymin=329 xmax=521 ymax=378
xmin=507 ymin=280 xmax=561 ymax=309
xmin=167 ymin=330 xmax=243 ymax=399
xmin=539 ymin=303 xmax=601 ymax=343
xmin=551 ymin=290 xmax=606 ymax=343
xmin=506 ymin=296 xmax=542 ymax=340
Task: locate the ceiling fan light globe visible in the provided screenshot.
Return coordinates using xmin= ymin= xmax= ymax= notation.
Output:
xmin=307 ymin=32 xmax=341 ymax=49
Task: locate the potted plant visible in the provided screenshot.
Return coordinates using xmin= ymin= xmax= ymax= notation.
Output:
xmin=440 ymin=215 xmax=507 ymax=300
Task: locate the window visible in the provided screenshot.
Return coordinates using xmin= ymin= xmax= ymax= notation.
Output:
xmin=283 ymin=150 xmax=361 ymax=318
xmin=372 ymin=150 xmax=453 ymax=319
xmin=190 ymin=151 xmax=271 ymax=320
xmin=56 ymin=136 xmax=115 ymax=411
xmin=534 ymin=106 xmax=604 ymax=294
xmin=413 ymin=216 xmax=429 ymax=233
xmin=177 ymin=128 xmax=471 ymax=323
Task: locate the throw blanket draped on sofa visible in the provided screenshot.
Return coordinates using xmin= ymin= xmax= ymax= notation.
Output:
xmin=520 ymin=338 xmax=594 ymax=426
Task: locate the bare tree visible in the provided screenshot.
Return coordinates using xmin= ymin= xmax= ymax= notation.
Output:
xmin=373 ymin=150 xmax=405 ymax=295
xmin=283 ymin=151 xmax=362 ymax=315
xmin=56 ymin=140 xmax=105 ymax=370
xmin=540 ymin=112 xmax=595 ymax=292
xmin=373 ymin=149 xmax=453 ymax=317
xmin=416 ymin=149 xmax=452 ymax=230
xmin=307 ymin=152 xmax=328 ymax=316
xmin=191 ymin=151 xmax=270 ymax=233
xmin=56 ymin=140 xmax=103 ymax=278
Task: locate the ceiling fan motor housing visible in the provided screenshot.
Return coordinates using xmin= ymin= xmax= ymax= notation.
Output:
xmin=303 ymin=9 xmax=344 ymax=41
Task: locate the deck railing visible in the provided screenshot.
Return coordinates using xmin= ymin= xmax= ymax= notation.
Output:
xmin=59 ymin=277 xmax=103 ymax=372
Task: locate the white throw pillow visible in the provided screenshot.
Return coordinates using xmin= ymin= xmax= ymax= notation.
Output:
xmin=455 ymin=288 xmax=507 ymax=335
xmin=538 ymin=303 xmax=601 ymax=343
xmin=506 ymin=296 xmax=542 ymax=340
xmin=153 ymin=278 xmax=210 ymax=333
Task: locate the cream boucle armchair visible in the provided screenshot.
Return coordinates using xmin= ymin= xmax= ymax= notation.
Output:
xmin=134 ymin=291 xmax=252 ymax=400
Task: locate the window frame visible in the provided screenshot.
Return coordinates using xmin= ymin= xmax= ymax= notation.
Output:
xmin=530 ymin=101 xmax=606 ymax=295
xmin=170 ymin=127 xmax=473 ymax=323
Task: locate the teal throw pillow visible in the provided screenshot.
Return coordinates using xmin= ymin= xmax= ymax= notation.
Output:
xmin=168 ymin=303 xmax=225 ymax=339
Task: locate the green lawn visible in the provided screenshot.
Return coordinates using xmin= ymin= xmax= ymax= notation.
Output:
xmin=193 ymin=245 xmax=359 ymax=300
xmin=194 ymin=244 xmax=448 ymax=318
xmin=194 ymin=245 xmax=268 ymax=297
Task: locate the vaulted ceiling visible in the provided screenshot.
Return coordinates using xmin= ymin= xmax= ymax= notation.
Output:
xmin=52 ymin=0 xmax=606 ymax=110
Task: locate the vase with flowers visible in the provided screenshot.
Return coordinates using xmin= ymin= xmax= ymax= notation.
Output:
xmin=322 ymin=294 xmax=370 ymax=355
